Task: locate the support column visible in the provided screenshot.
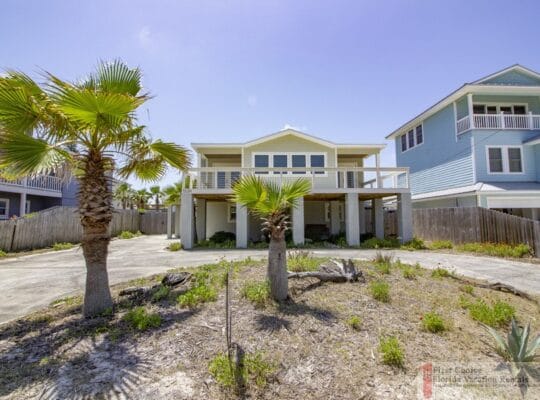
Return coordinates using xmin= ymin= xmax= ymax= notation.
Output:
xmin=19 ymin=191 xmax=27 ymax=217
xmin=397 ymin=193 xmax=413 ymax=243
xmin=174 ymin=204 xmax=181 ymax=239
xmin=329 ymin=201 xmax=340 ymax=235
xmin=292 ymin=197 xmax=305 ymax=245
xmin=196 ymin=198 xmax=206 ymax=242
xmin=467 ymin=93 xmax=474 ymax=128
xmin=345 ymin=193 xmax=359 ymax=246
xmin=373 ymin=198 xmax=384 ymax=239
xmin=358 ymin=200 xmax=366 ymax=235
xmin=236 ymin=203 xmax=248 ymax=248
xmin=180 ymin=191 xmax=194 ymax=249
xmin=166 ymin=205 xmax=172 ymax=239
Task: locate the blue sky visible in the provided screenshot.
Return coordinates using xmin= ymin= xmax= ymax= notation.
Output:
xmin=2 ymin=0 xmax=540 ymax=188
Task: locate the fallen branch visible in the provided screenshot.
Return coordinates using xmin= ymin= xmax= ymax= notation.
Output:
xmin=119 ymin=272 xmax=192 ymax=298
xmin=288 ymin=259 xmax=364 ymax=283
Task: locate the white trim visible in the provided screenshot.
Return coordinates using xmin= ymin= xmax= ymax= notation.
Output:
xmin=244 ymin=129 xmax=337 ymax=148
xmin=472 ymin=64 xmax=540 ymax=85
xmin=251 ymin=151 xmax=328 ymax=176
xmin=471 ymin=136 xmax=476 ymax=183
xmin=485 ymin=145 xmax=525 ymax=175
xmin=399 ymin=123 xmax=424 ymax=153
xmin=0 ymin=198 xmax=9 ymax=220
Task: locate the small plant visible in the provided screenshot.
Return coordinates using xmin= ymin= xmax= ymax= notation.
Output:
xmin=152 ymin=285 xmax=171 ymax=302
xmin=483 ymin=318 xmax=540 ymax=377
xmin=0 ymin=249 xmax=6 ymax=257
xmin=456 ymin=242 xmax=531 ymax=258
xmin=466 ymin=299 xmax=515 ymax=328
xmin=431 ymin=268 xmax=451 ymax=279
xmin=123 ymin=307 xmax=161 ymax=331
xmin=287 ymin=250 xmax=320 ymax=272
xmin=460 ymin=284 xmax=474 ymax=295
xmin=167 ymin=242 xmax=182 ymax=251
xmin=346 ymin=315 xmax=362 ymax=331
xmin=209 ymin=230 xmax=236 ymax=243
xmin=402 ymin=266 xmax=417 ymax=280
xmin=422 ymin=312 xmax=447 ymax=333
xmin=53 ymin=242 xmax=75 ymax=251
xmin=373 ymin=252 xmax=392 ymax=274
xmin=429 ymin=240 xmax=453 ymax=250
xmin=209 ymin=352 xmax=275 ymax=390
xmin=370 ymin=280 xmax=390 ymax=303
xmin=360 ymin=237 xmax=400 ymax=249
xmin=118 ymin=230 xmax=142 ymax=239
xmin=379 ymin=336 xmax=404 ymax=367
xmin=401 ymin=237 xmax=426 ymax=250
xmin=241 ymin=280 xmax=271 ymax=308
xmin=177 ymin=283 xmax=217 ymax=307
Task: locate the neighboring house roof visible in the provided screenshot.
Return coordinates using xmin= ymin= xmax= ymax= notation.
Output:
xmin=386 ymin=64 xmax=540 ymax=140
xmin=413 ymin=182 xmax=540 ymax=201
xmin=524 ymin=134 xmax=540 ymax=146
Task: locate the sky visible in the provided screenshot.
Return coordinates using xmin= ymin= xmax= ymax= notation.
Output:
xmin=2 ymin=0 xmax=540 ymax=188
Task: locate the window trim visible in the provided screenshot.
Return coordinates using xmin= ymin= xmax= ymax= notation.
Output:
xmin=227 ymin=203 xmax=237 ymax=223
xmin=485 ymin=145 xmax=525 ymax=175
xmin=0 ymin=198 xmax=9 ymax=220
xmin=251 ymin=152 xmax=328 ymax=176
xmin=399 ymin=123 xmax=424 ymax=153
xmin=473 ymin=102 xmax=528 ymax=115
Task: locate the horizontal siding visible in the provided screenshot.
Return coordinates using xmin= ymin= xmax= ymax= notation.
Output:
xmin=410 ymin=153 xmax=474 ymax=194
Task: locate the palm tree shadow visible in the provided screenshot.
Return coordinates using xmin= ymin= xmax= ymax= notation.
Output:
xmin=277 ymin=298 xmax=337 ymax=324
xmin=255 ymin=314 xmax=291 ymax=332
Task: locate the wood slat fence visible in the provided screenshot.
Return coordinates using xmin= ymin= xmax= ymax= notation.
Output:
xmin=0 ymin=206 xmax=168 ymax=252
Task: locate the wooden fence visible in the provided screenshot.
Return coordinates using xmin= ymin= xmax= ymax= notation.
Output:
xmin=0 ymin=206 xmax=168 ymax=252
xmin=383 ymin=207 xmax=540 ymax=256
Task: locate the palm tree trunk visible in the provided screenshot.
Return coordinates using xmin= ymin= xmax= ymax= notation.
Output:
xmin=79 ymin=151 xmax=114 ymax=317
xmin=268 ymin=235 xmax=288 ymax=301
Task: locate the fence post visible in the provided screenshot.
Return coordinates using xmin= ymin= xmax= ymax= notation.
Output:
xmin=533 ymin=221 xmax=540 ymax=257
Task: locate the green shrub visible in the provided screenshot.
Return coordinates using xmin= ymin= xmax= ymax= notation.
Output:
xmin=361 ymin=237 xmax=400 ymax=249
xmin=346 ymin=315 xmax=362 ymax=331
xmin=123 ymin=307 xmax=161 ymax=331
xmin=24 ymin=212 xmax=38 ymax=219
xmin=401 ymin=237 xmax=426 ymax=250
xmin=177 ymin=284 xmax=217 ymax=307
xmin=466 ymin=299 xmax=515 ymax=328
xmin=460 ymin=284 xmax=474 ymax=295
xmin=241 ymin=280 xmax=271 ymax=308
xmin=209 ymin=352 xmax=275 ymax=390
xmin=0 ymin=249 xmax=7 ymax=257
xmin=197 ymin=239 xmax=236 ymax=249
xmin=209 ymin=231 xmax=236 ymax=243
xmin=370 ymin=280 xmax=390 ymax=302
xmin=151 ymin=285 xmax=171 ymax=302
xmin=429 ymin=240 xmax=453 ymax=250
xmin=456 ymin=242 xmax=531 ymax=258
xmin=53 ymin=242 xmax=75 ymax=251
xmin=167 ymin=242 xmax=182 ymax=251
xmin=431 ymin=268 xmax=451 ymax=279
xmin=379 ymin=336 xmax=404 ymax=367
xmin=422 ymin=312 xmax=447 ymax=333
xmin=119 ymin=230 xmax=142 ymax=239
xmin=287 ymin=250 xmax=319 ymax=272
xmin=402 ymin=266 xmax=417 ymax=280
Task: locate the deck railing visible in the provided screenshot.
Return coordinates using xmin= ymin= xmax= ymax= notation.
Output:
xmin=457 ymin=113 xmax=540 ymax=134
xmin=186 ymin=167 xmax=409 ymax=191
xmin=0 ymin=174 xmax=63 ymax=192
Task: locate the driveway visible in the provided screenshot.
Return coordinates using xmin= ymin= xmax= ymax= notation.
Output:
xmin=0 ymin=235 xmax=539 ymax=324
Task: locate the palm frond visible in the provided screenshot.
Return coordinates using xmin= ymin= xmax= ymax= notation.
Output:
xmin=148 ymin=140 xmax=191 ymax=171
xmin=94 ymin=60 xmax=144 ymax=97
xmin=0 ymin=73 xmax=43 ymax=134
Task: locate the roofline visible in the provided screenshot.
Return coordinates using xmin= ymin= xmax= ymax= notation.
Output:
xmin=472 ymin=64 xmax=540 ymax=84
xmin=243 ymin=128 xmax=336 ymax=148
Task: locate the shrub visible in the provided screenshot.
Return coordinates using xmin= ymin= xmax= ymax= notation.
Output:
xmin=460 ymin=284 xmax=474 ymax=295
xmin=151 ymin=285 xmax=171 ymax=302
xmin=167 ymin=242 xmax=182 ymax=251
xmin=241 ymin=280 xmax=271 ymax=308
xmin=346 ymin=315 xmax=362 ymax=331
xmin=429 ymin=240 xmax=453 ymax=250
xmin=401 ymin=237 xmax=426 ymax=250
xmin=177 ymin=283 xmax=217 ymax=307
xmin=402 ymin=266 xmax=417 ymax=280
xmin=422 ymin=312 xmax=447 ymax=333
xmin=123 ymin=307 xmax=161 ymax=331
xmin=370 ymin=280 xmax=390 ymax=302
xmin=119 ymin=230 xmax=142 ymax=239
xmin=197 ymin=239 xmax=236 ymax=249
xmin=456 ymin=242 xmax=531 ymax=258
xmin=361 ymin=237 xmax=400 ymax=249
xmin=0 ymin=249 xmax=7 ymax=257
xmin=209 ymin=352 xmax=275 ymax=390
xmin=209 ymin=231 xmax=236 ymax=243
xmin=431 ymin=268 xmax=451 ymax=279
xmin=53 ymin=242 xmax=75 ymax=251
xmin=287 ymin=250 xmax=319 ymax=272
xmin=379 ymin=336 xmax=404 ymax=367
xmin=466 ymin=299 xmax=515 ymax=328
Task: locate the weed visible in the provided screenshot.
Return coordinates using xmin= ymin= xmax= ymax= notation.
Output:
xmin=152 ymin=285 xmax=171 ymax=302
xmin=379 ymin=336 xmax=404 ymax=367
xmin=422 ymin=312 xmax=447 ymax=333
xmin=466 ymin=299 xmax=515 ymax=328
xmin=0 ymin=249 xmax=7 ymax=257
xmin=118 ymin=230 xmax=142 ymax=239
xmin=209 ymin=352 xmax=275 ymax=390
xmin=287 ymin=250 xmax=320 ymax=272
xmin=50 ymin=295 xmax=81 ymax=307
xmin=53 ymin=242 xmax=75 ymax=251
xmin=401 ymin=237 xmax=426 ymax=250
xmin=370 ymin=280 xmax=390 ymax=302
xmin=360 ymin=237 xmax=400 ymax=249
xmin=167 ymin=242 xmax=182 ymax=251
xmin=402 ymin=266 xmax=417 ymax=280
xmin=431 ymin=268 xmax=451 ymax=279
xmin=346 ymin=315 xmax=362 ymax=331
xmin=178 ymin=284 xmax=217 ymax=307
xmin=241 ymin=280 xmax=271 ymax=308
xmin=456 ymin=242 xmax=531 ymax=258
xmin=123 ymin=307 xmax=161 ymax=331
xmin=429 ymin=240 xmax=453 ymax=250
xmin=460 ymin=285 xmax=474 ymax=295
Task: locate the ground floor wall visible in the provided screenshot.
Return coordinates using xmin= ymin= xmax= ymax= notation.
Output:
xmin=0 ymin=191 xmax=62 ymax=219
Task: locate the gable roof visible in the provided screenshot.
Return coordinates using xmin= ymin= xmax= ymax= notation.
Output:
xmin=386 ymin=64 xmax=540 ymax=140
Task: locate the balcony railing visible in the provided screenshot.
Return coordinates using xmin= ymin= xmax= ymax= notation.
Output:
xmin=186 ymin=167 xmax=409 ymax=191
xmin=456 ymin=113 xmax=540 ymax=134
xmin=0 ymin=175 xmax=63 ymax=192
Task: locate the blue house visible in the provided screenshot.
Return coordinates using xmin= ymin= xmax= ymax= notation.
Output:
xmin=387 ymin=64 xmax=540 ymax=221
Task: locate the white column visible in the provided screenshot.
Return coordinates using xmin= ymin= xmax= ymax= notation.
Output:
xmin=174 ymin=203 xmax=181 ymax=239
xmin=375 ymin=153 xmax=382 ymax=188
xmin=345 ymin=193 xmax=359 ymax=246
xmin=196 ymin=198 xmax=206 ymax=242
xmin=397 ymin=193 xmax=413 ymax=243
xmin=358 ymin=200 xmax=366 ymax=235
xmin=531 ymin=208 xmax=539 ymax=221
xmin=292 ymin=197 xmax=305 ymax=245
xmin=329 ymin=201 xmax=341 ymax=235
xmin=19 ymin=191 xmax=27 ymax=217
xmin=166 ymin=205 xmax=172 ymax=239
xmin=236 ymin=203 xmax=248 ymax=248
xmin=373 ymin=198 xmax=384 ymax=239
xmin=180 ymin=191 xmax=194 ymax=249
xmin=467 ymin=93 xmax=474 ymax=128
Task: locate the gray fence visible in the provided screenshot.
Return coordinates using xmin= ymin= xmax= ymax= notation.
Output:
xmin=0 ymin=206 xmax=168 ymax=252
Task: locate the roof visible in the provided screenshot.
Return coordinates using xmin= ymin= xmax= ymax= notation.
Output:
xmin=524 ymin=134 xmax=540 ymax=146
xmin=192 ymin=128 xmax=386 ymax=152
xmin=386 ymin=64 xmax=540 ymax=140
xmin=412 ymin=182 xmax=540 ymax=201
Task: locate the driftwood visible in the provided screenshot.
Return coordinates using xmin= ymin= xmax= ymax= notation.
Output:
xmin=119 ymin=272 xmax=192 ymax=298
xmin=288 ymin=259 xmax=364 ymax=283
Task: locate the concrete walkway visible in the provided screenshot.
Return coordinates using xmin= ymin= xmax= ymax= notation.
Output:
xmin=0 ymin=235 xmax=539 ymax=324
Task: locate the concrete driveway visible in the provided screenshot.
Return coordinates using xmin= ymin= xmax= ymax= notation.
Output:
xmin=1 ymin=235 xmax=539 ymax=324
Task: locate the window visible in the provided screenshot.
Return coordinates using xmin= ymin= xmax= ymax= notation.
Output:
xmin=473 ymin=104 xmax=486 ymax=114
xmin=400 ymin=124 xmax=423 ymax=152
xmin=473 ymin=103 xmax=528 ymax=114
xmin=254 ymin=154 xmax=269 ymax=174
xmin=292 ymin=154 xmax=306 ymax=174
xmin=252 ymin=153 xmax=326 ymax=175
xmin=217 ymin=171 xmax=226 ymax=188
xmin=227 ymin=204 xmax=236 ymax=222
xmin=487 ymin=146 xmax=523 ymax=174
xmin=310 ymin=154 xmax=325 ymax=174
xmin=231 ymin=171 xmax=241 ymax=186
xmin=273 ymin=155 xmax=287 ymax=174
xmin=0 ymin=199 xmax=9 ymax=220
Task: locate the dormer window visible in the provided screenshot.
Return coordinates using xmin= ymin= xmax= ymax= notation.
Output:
xmin=400 ymin=124 xmax=423 ymax=152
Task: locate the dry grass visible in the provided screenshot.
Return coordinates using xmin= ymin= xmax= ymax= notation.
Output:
xmin=1 ymin=257 xmax=539 ymax=399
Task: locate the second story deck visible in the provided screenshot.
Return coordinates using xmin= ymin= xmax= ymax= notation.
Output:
xmin=0 ymin=175 xmax=63 ymax=197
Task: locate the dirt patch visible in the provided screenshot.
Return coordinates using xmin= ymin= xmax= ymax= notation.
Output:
xmin=1 ymin=257 xmax=539 ymax=399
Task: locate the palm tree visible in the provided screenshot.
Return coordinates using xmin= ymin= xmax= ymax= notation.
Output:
xmin=0 ymin=61 xmax=190 ymax=317
xmin=163 ymin=180 xmax=185 ymax=206
xmin=135 ymin=188 xmax=151 ymax=209
xmin=114 ymin=182 xmax=133 ymax=209
xmin=231 ymin=175 xmax=310 ymax=300
xmin=149 ymin=185 xmax=162 ymax=210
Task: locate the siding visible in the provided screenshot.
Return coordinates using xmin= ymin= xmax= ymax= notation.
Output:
xmin=536 ymin=144 xmax=540 ymax=181
xmin=480 ymin=70 xmax=540 ymax=86
xmin=413 ymin=196 xmax=477 ymax=209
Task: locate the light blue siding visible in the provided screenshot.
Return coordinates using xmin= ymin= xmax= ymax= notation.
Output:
xmin=395 ymin=104 xmax=474 ymax=194
xmin=473 ymin=130 xmax=539 ymax=182
xmin=480 ymin=70 xmax=540 ymax=86
xmin=534 ymin=144 xmax=540 ymax=181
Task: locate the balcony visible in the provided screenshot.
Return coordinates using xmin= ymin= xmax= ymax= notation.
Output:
xmin=456 ymin=113 xmax=540 ymax=134
xmin=186 ymin=166 xmax=409 ymax=193
xmin=0 ymin=175 xmax=63 ymax=194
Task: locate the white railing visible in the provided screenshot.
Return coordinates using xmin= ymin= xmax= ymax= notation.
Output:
xmin=0 ymin=175 xmax=62 ymax=192
xmin=457 ymin=113 xmax=540 ymax=134
xmin=186 ymin=167 xmax=409 ymax=191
